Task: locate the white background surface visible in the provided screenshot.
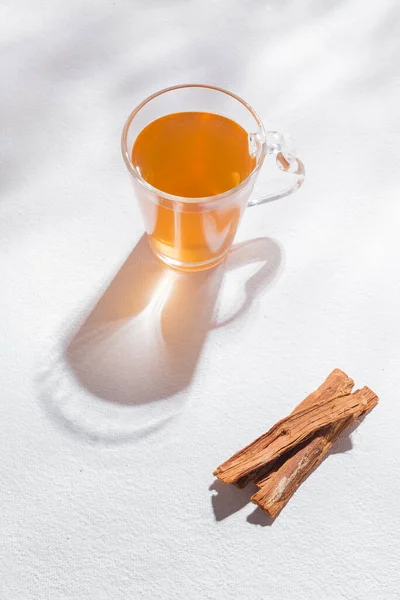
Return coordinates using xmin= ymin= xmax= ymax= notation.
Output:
xmin=1 ymin=1 xmax=400 ymax=598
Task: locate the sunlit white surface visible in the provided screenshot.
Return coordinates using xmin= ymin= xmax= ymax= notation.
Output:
xmin=0 ymin=1 xmax=399 ymax=599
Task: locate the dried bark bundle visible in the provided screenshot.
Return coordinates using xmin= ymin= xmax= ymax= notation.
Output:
xmin=213 ymin=370 xmax=378 ymax=517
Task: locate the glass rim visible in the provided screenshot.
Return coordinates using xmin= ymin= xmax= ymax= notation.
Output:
xmin=121 ymin=83 xmax=267 ymax=204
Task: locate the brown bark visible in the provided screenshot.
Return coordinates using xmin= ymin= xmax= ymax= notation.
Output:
xmin=214 ymin=383 xmax=377 ymax=485
xmin=234 ymin=369 xmax=355 ymax=488
xmin=251 ymin=386 xmax=378 ymax=516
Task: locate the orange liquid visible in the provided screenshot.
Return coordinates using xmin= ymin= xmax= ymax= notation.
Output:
xmin=132 ymin=112 xmax=255 ymax=268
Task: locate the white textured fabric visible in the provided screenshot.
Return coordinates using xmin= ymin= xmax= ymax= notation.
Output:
xmin=1 ymin=1 xmax=399 ymax=598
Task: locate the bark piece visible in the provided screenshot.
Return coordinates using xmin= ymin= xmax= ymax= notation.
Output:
xmin=251 ymin=386 xmax=378 ymax=516
xmin=214 ymin=384 xmax=377 ymax=485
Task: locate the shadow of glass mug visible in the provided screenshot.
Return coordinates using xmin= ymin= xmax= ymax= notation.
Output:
xmin=121 ymin=84 xmax=305 ymax=272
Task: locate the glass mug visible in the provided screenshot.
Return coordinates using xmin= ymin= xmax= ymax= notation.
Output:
xmin=121 ymin=84 xmax=305 ymax=272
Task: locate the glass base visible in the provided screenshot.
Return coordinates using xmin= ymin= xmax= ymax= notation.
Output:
xmin=148 ymin=239 xmax=228 ymax=272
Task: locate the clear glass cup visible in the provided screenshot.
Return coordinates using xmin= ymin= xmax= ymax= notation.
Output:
xmin=121 ymin=84 xmax=305 ymax=272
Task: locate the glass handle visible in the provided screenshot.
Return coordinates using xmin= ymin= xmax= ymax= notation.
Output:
xmin=248 ymin=130 xmax=305 ymax=207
